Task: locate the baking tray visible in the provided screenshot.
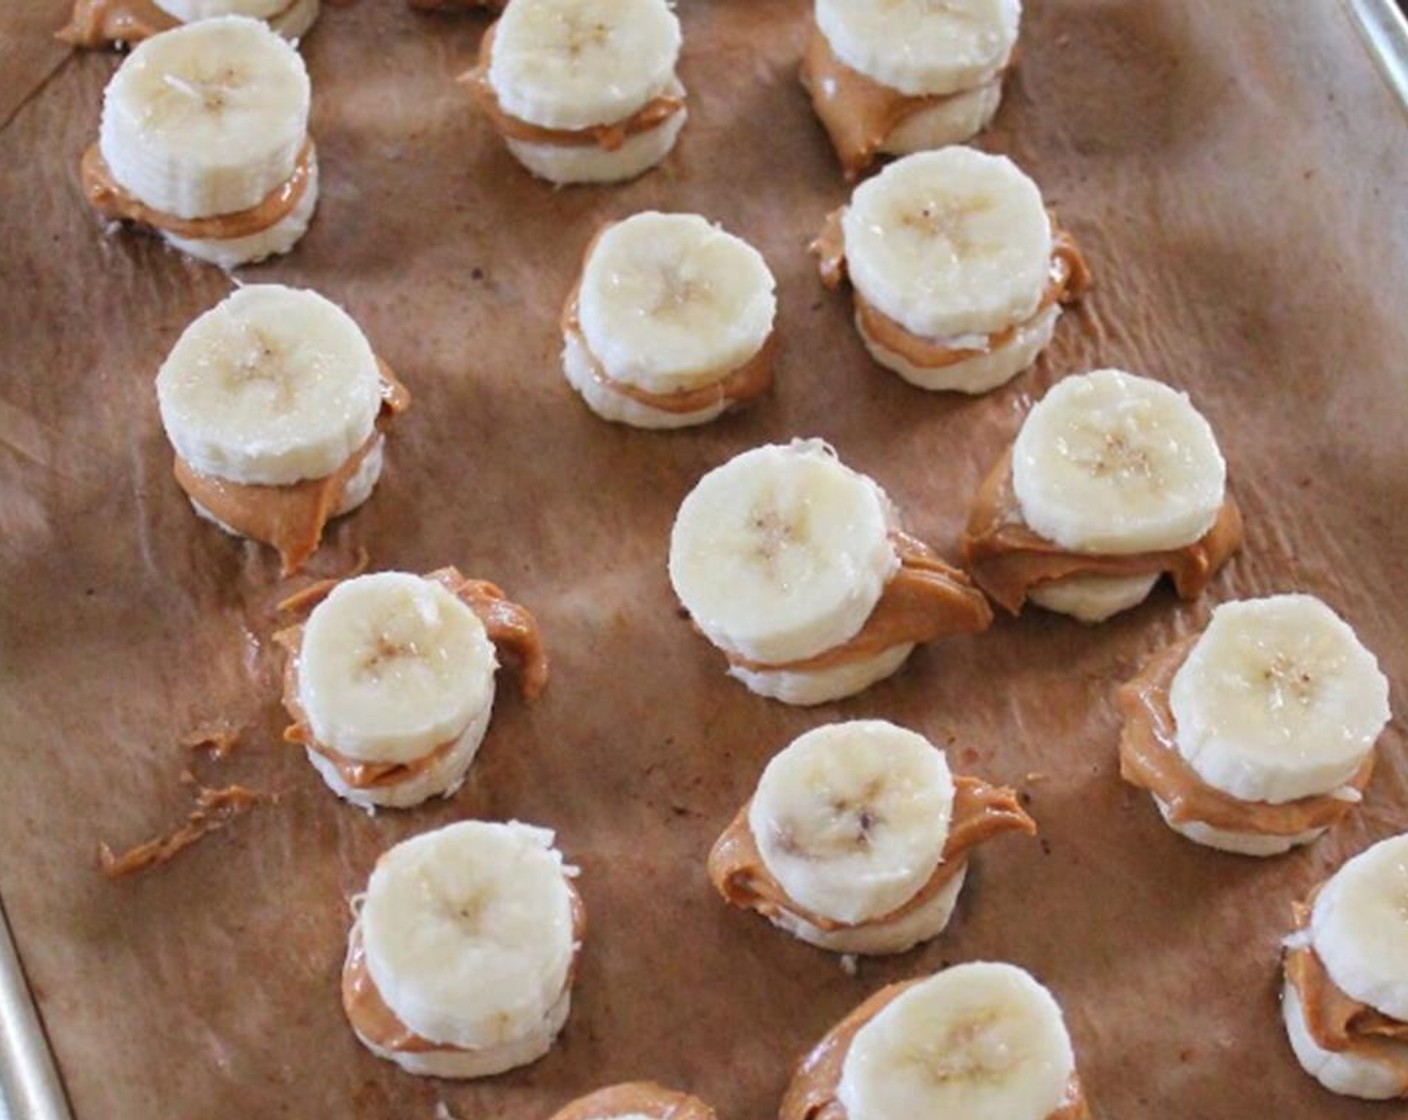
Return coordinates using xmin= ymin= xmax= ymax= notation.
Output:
xmin=2 ymin=1 xmax=1407 ymax=1117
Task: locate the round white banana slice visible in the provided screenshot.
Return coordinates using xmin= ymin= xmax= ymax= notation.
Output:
xmin=726 ymin=642 xmax=915 ymax=708
xmin=816 ymin=0 xmax=1021 ymax=97
xmin=749 ymin=721 xmax=954 ymax=926
xmin=155 ymin=0 xmax=292 ymax=19
xmin=1027 ymin=571 xmax=1160 ymax=624
xmin=353 ymin=821 xmax=579 ymax=1076
xmin=99 ymin=16 xmax=310 ymax=220
xmin=299 ymin=573 xmax=497 ymax=766
xmin=575 ymin=212 xmax=776 ymax=395
xmin=842 ymin=148 xmax=1051 ymax=340
xmin=1012 ymin=368 xmax=1227 ymax=555
xmin=838 ymin=963 xmax=1077 ymax=1119
xmin=488 ymin=0 xmax=682 ymax=131
xmin=1169 ymin=595 xmax=1389 ymax=805
xmin=1309 ymin=833 xmax=1408 ymax=1024
xmin=668 ymin=439 xmax=899 ymax=667
xmin=878 ymin=78 xmax=1005 ymax=156
xmin=156 ymin=285 xmax=383 ymax=487
xmin=504 ymin=98 xmax=687 ymax=186
xmin=1153 ymin=798 xmax=1326 ymax=858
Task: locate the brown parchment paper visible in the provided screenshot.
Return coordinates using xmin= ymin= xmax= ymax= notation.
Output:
xmin=1 ymin=2 xmax=1406 ymax=1117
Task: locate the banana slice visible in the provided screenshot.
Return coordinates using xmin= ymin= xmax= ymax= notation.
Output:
xmin=1013 ymin=368 xmax=1226 ymax=556
xmin=344 ymin=820 xmax=582 ymax=1079
xmin=1281 ymin=834 xmax=1408 ymax=1099
xmin=751 ymin=721 xmax=955 ymax=925
xmin=1169 ymin=595 xmax=1390 ymax=806
xmin=155 ymin=284 xmax=405 ymax=572
xmin=563 ymin=212 xmax=777 ymax=429
xmin=819 ymin=148 xmax=1087 ymax=393
xmin=289 ymin=572 xmax=496 ymax=807
xmin=668 ymin=439 xmax=897 ymax=665
xmin=155 ymin=0 xmax=319 ymax=38
xmin=469 ymin=0 xmax=686 ymax=184
xmin=816 ymin=0 xmax=1021 ymax=97
xmin=783 ymin=963 xmax=1086 ymax=1120
xmin=89 ymin=16 xmax=316 ymax=266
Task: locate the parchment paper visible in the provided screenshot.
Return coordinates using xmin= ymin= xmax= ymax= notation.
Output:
xmin=1 ymin=2 xmax=1406 ymax=1117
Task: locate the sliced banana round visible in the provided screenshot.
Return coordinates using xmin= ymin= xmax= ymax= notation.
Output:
xmin=299 ymin=573 xmax=497 ymax=764
xmin=668 ymin=439 xmax=898 ymax=666
xmin=488 ymin=0 xmax=682 ymax=131
xmin=99 ymin=16 xmax=310 ymax=219
xmin=842 ymin=147 xmax=1051 ymax=339
xmin=154 ymin=0 xmax=291 ymax=19
xmin=1012 ymin=369 xmax=1227 ymax=554
xmin=1169 ymin=595 xmax=1389 ymax=805
xmin=156 ymin=285 xmax=383 ymax=486
xmin=749 ymin=720 xmax=954 ymax=925
xmin=838 ymin=963 xmax=1076 ymax=1119
xmin=816 ymin=0 xmax=1021 ymax=96
xmin=358 ymin=821 xmax=578 ymax=1052
xmin=576 ymin=212 xmax=776 ymax=393
xmin=1309 ymin=833 xmax=1408 ymax=1023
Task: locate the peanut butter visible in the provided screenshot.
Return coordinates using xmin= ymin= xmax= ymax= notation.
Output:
xmin=548 ymin=1082 xmax=718 ymax=1120
xmin=811 ymin=208 xmax=1092 ymax=367
xmin=1284 ymin=900 xmax=1408 ymax=1070
xmin=961 ymin=449 xmax=1244 ymax=614
xmin=81 ymin=141 xmax=314 ymax=241
xmin=780 ymin=979 xmax=1091 ymax=1120
xmin=561 ymin=284 xmax=775 ymax=415
xmin=57 ymin=0 xmax=177 ymax=47
xmin=276 ymin=566 xmax=549 ymax=789
xmin=709 ymin=775 xmax=1034 ymax=933
xmin=98 ymin=785 xmax=266 ymax=878
xmin=462 ymin=23 xmax=684 ymax=152
xmin=726 ymin=531 xmax=992 ymax=674
xmin=172 ymin=361 xmax=409 ymax=577
xmin=1118 ymin=638 xmax=1374 ymax=835
xmin=799 ymin=23 xmax=1006 ymax=182
xmin=342 ymin=882 xmax=586 ymax=1054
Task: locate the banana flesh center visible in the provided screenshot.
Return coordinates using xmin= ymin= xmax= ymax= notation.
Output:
xmin=160 ymin=67 xmax=247 ymax=117
xmin=905 ymin=1009 xmax=1023 ymax=1087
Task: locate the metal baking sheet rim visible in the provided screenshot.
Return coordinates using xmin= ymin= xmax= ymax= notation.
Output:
xmin=1 ymin=1 xmax=1405 ymax=1117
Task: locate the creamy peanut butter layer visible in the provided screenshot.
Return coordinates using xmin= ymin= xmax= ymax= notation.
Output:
xmin=462 ymin=23 xmax=684 ymax=152
xmin=561 ymin=284 xmax=775 ymax=415
xmin=709 ymin=774 xmax=1033 ymax=933
xmin=724 ymin=531 xmax=991 ymax=674
xmin=344 ymin=881 xmax=585 ymax=1054
xmin=779 ymin=979 xmax=1091 ymax=1120
xmin=57 ymin=0 xmax=177 ymax=47
xmin=1283 ymin=899 xmax=1408 ymax=1091
xmin=82 ymin=140 xmax=315 ymax=240
xmin=276 ymin=566 xmax=548 ymax=788
xmin=172 ymin=361 xmax=408 ymax=576
xmin=1118 ymin=638 xmax=1373 ymax=835
xmin=799 ymin=23 xmax=1007 ymax=182
xmin=961 ymin=449 xmax=1243 ymax=615
xmin=812 ymin=208 xmax=1092 ymax=367
xmin=548 ymin=1082 xmax=718 ymax=1120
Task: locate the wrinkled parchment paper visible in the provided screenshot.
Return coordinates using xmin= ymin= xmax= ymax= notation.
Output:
xmin=1 ymin=2 xmax=1406 ymax=1117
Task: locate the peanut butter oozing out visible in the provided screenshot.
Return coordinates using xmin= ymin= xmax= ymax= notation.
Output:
xmin=98 ymin=785 xmax=266 ymax=878
xmin=1117 ymin=638 xmax=1373 ymax=836
xmin=723 ymin=531 xmax=992 ymax=674
xmin=276 ymin=566 xmax=549 ymax=790
xmin=461 ymin=22 xmax=685 ymax=152
xmin=709 ymin=775 xmax=1034 ymax=933
xmin=1283 ymin=898 xmax=1408 ymax=1088
xmin=780 ymin=979 xmax=1091 ymax=1120
xmin=811 ymin=207 xmax=1093 ymax=368
xmin=342 ymin=881 xmax=586 ymax=1054
xmin=548 ymin=1082 xmax=719 ymax=1120
xmin=172 ymin=361 xmax=409 ymax=577
xmin=961 ymin=449 xmax=1244 ymax=615
xmin=561 ymin=281 xmax=776 ymax=415
xmin=799 ymin=23 xmax=1007 ymax=182
xmin=81 ymin=142 xmax=314 ymax=240
xmin=57 ymin=0 xmax=177 ymax=47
